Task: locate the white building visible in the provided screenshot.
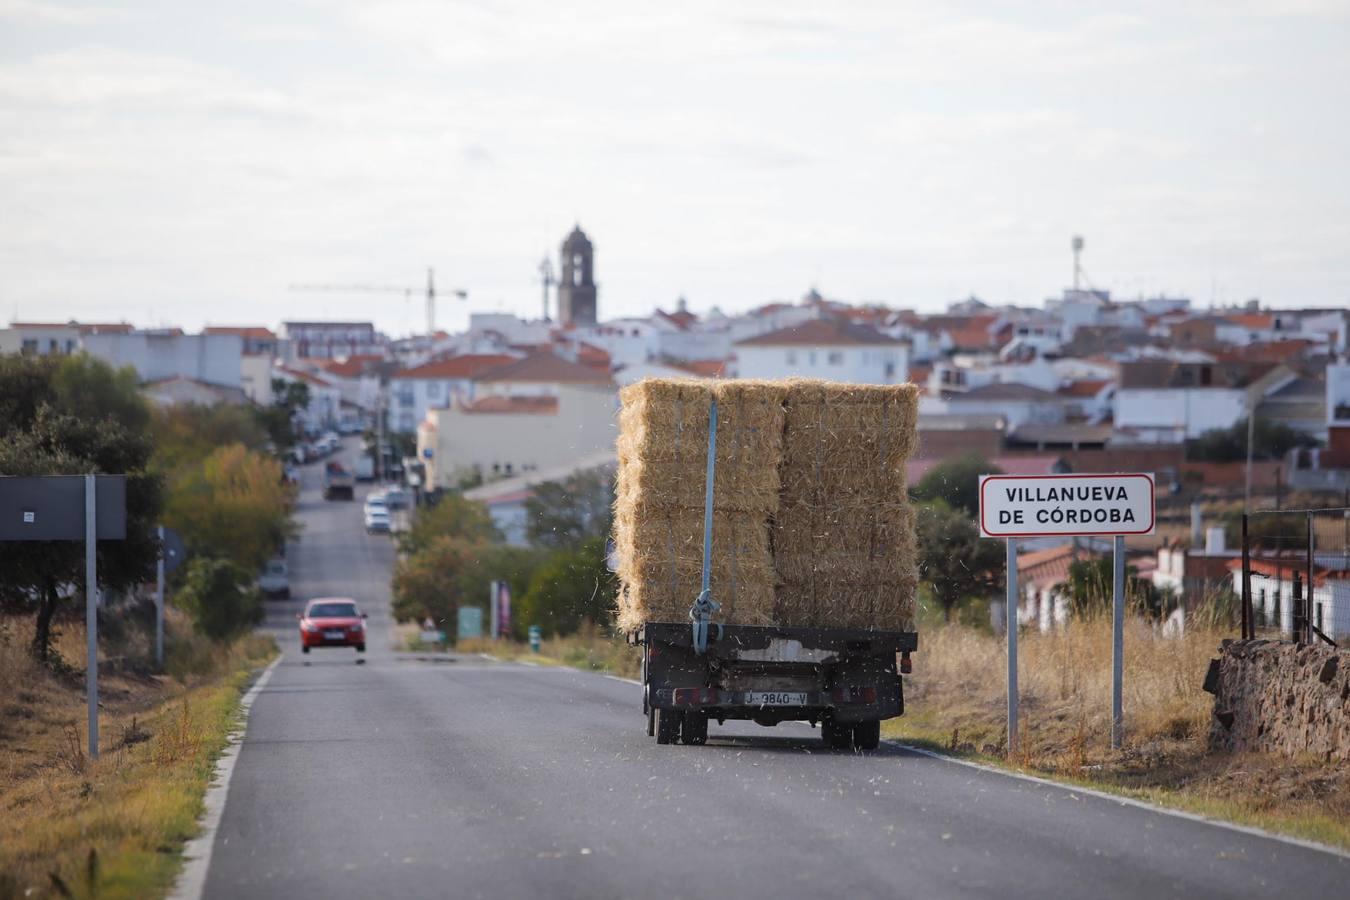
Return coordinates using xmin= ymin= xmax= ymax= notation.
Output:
xmin=82 ymin=330 xmax=243 ymax=389
xmin=0 ymin=321 xmax=132 ymax=356
xmin=734 ymin=318 xmax=909 ymax=383
xmin=418 ymin=382 xmax=617 ymax=489
xmin=462 ymin=449 xmax=617 ymax=545
xmin=281 ymin=321 xmax=381 ymax=360
xmin=274 ymin=365 xmax=343 ymax=431
xmin=389 ymin=353 xmax=519 ymax=433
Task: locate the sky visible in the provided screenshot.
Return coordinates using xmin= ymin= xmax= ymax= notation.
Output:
xmin=2 ymin=1 xmax=1348 ymax=337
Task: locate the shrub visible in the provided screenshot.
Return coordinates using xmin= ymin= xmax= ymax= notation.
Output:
xmin=174 ymin=557 xmax=263 ymax=642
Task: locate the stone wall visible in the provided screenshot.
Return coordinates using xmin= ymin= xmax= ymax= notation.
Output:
xmin=1207 ymin=640 xmax=1350 ymax=761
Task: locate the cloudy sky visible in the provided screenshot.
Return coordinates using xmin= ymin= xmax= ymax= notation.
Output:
xmin=2 ymin=1 xmax=1348 ymax=336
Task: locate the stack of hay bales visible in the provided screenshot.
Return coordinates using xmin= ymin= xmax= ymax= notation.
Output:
xmin=774 ymin=381 xmax=920 ymax=630
xmin=613 ymin=379 xmax=787 ymax=632
xmin=613 ymin=377 xmax=919 ymax=633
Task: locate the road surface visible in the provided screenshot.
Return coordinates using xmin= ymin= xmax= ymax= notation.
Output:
xmin=200 ymin=441 xmax=1347 ymax=899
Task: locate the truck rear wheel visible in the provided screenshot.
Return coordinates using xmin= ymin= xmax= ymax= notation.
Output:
xmin=656 ymin=709 xmax=681 ymax=745
xmin=682 ymin=712 xmax=708 ymax=745
xmin=822 ymin=719 xmax=852 ymax=750
xmin=853 ymin=719 xmax=881 ymax=751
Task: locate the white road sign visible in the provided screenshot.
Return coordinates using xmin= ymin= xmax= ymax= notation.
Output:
xmin=978 ymin=473 xmax=1155 ymax=538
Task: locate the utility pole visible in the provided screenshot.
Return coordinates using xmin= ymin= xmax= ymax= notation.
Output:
xmin=1072 ymin=235 xmax=1084 ymax=291
xmin=538 ymin=257 xmax=555 ymax=322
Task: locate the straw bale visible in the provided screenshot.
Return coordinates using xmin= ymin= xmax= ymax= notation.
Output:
xmin=613 ymin=376 xmax=920 ymax=632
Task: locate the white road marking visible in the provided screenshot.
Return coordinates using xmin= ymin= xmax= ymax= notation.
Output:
xmin=170 ymin=655 xmax=283 ymax=900
xmin=890 ymin=741 xmax=1350 ymax=860
xmin=603 ymin=674 xmax=642 ymax=686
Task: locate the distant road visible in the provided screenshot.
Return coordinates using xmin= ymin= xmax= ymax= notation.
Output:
xmin=199 ymin=440 xmax=1347 ymax=899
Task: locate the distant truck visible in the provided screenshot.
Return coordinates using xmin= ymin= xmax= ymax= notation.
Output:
xmin=323 ymin=461 xmax=355 ymax=500
xmin=354 ymin=456 xmax=376 ymax=482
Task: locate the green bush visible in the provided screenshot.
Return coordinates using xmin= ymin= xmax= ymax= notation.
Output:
xmin=516 ymin=536 xmax=616 ymax=637
xmin=174 ymin=557 xmax=263 ymax=642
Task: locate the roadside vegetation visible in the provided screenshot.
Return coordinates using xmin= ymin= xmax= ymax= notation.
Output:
xmin=391 ymin=468 xmax=618 ymax=643
xmin=0 ymin=351 xmax=298 ymax=897
xmin=0 ymin=611 xmax=276 ymax=899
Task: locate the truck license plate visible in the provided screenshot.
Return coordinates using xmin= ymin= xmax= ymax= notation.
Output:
xmin=746 ymin=691 xmax=808 ymax=706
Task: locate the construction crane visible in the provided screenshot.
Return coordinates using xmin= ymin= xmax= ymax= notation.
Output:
xmin=289 ymin=267 xmax=467 ymax=335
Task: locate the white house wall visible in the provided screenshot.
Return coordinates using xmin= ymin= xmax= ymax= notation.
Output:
xmin=1114 ymin=388 xmax=1246 ymax=441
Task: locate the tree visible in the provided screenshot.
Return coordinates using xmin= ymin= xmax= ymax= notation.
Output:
xmin=516 ymin=536 xmax=616 ymax=637
xmin=164 ymin=443 xmax=296 ymax=573
xmin=1187 ymin=418 xmax=1316 ymax=464
xmin=390 ymin=535 xmax=482 ymax=628
xmin=455 ymin=543 xmax=550 ymax=638
xmin=259 ymin=378 xmax=311 ymax=452
xmin=174 ymin=557 xmax=263 ymax=641
xmin=914 ymin=501 xmax=1004 ymax=622
xmin=1064 ymin=556 xmax=1160 ymax=618
xmin=911 ymin=454 xmax=1001 ymax=517
xmin=398 ymin=493 xmax=496 ymax=556
xmin=524 ymin=468 xmax=614 ymax=551
xmin=0 ymin=354 xmax=163 ymax=663
xmin=152 ymin=403 xmax=270 ymax=473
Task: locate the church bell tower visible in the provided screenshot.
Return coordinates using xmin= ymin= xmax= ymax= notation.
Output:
xmin=558 ymin=225 xmax=597 ymax=327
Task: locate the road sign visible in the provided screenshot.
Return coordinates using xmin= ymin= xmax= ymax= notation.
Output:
xmin=981 ymin=472 xmax=1154 ymax=756
xmin=0 ymin=475 xmax=127 ymax=540
xmin=458 ymin=606 xmax=483 ymax=640
xmin=160 ymin=527 xmax=186 ymax=573
xmin=978 ymin=473 xmax=1155 ymax=538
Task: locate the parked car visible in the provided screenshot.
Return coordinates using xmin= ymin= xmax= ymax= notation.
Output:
xmin=297 ymin=598 xmax=367 ymax=655
xmin=383 ymin=488 xmax=410 ymax=510
xmin=259 ymin=557 xmax=290 ymax=599
xmin=364 ymin=502 xmax=391 ymax=534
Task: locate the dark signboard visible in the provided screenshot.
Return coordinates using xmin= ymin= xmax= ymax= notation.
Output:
xmin=0 ymin=475 xmax=127 ymax=541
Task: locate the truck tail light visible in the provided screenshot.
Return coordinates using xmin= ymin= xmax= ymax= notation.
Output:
xmin=900 ymin=652 xmax=912 ymax=675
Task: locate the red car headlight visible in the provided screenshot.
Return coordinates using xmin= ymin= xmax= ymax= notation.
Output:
xmin=300 ymin=621 xmax=318 ymax=633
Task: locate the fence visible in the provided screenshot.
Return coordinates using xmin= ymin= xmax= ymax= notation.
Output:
xmin=1239 ymin=507 xmax=1349 ymax=647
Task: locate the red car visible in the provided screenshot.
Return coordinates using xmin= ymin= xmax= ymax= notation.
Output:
xmin=298 ymin=598 xmax=367 ymax=654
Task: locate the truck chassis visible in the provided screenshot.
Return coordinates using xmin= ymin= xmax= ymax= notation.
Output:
xmin=635 ymin=622 xmax=916 ymax=750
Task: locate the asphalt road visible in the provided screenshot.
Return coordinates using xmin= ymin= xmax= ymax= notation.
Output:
xmin=200 ymin=441 xmax=1347 ymax=900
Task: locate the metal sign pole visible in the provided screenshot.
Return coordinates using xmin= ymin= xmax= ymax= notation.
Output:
xmin=156 ymin=524 xmax=166 ymax=669
xmin=1111 ymin=534 xmax=1125 ymax=750
xmin=1006 ymin=537 xmax=1018 ymax=756
xmin=489 ymin=580 xmax=499 ymax=640
xmin=85 ymin=474 xmax=98 ymax=760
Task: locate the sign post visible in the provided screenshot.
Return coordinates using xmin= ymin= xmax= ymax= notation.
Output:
xmin=1006 ymin=537 xmax=1018 ymax=755
xmin=979 ymin=473 xmax=1155 ymax=754
xmin=1112 ymin=534 xmax=1126 ymax=749
xmin=85 ymin=475 xmax=98 ymax=760
xmin=489 ymin=580 xmax=500 ymax=640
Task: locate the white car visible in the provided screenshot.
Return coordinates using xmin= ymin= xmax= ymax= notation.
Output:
xmin=364 ymin=506 xmax=391 ymax=534
xmin=259 ymin=557 xmax=290 ymax=599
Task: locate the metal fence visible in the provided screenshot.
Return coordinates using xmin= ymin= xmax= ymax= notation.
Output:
xmin=1239 ymin=507 xmax=1349 ymax=647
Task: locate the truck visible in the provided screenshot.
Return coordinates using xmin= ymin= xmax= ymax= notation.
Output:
xmin=354 ymin=456 xmax=376 ymax=482
xmin=625 ymin=387 xmax=918 ymax=751
xmin=635 ymin=623 xmax=914 ymax=749
xmin=322 ymin=461 xmax=355 ymax=500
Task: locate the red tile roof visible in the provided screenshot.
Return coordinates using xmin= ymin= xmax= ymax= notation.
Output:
xmin=735 ymin=318 xmax=901 ymax=347
xmin=460 ymin=395 xmax=559 ymax=415
xmin=474 ymin=352 xmax=614 ymax=385
xmin=1016 ymin=543 xmax=1079 ymax=590
xmin=276 ymin=365 xmax=334 ymax=387
xmin=204 ymin=326 xmax=277 ymax=339
xmin=1057 ymin=379 xmax=1111 ymax=398
xmin=1223 ymin=313 xmax=1275 ymax=330
xmin=672 ymin=359 xmax=730 ymax=378
xmin=1214 ymin=340 xmax=1318 ymax=364
xmin=394 ymin=354 xmax=518 ymax=380
xmin=319 ymin=354 xmax=384 ymax=378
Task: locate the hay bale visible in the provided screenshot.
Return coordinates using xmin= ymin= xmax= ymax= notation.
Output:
xmin=613 ymin=379 xmax=787 ymax=630
xmin=613 ymin=376 xmax=919 ymax=632
xmin=776 ymin=381 xmax=920 ymax=630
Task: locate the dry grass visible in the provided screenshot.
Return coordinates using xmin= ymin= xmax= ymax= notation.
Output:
xmin=0 ymin=613 xmax=276 ymax=899
xmin=458 ymin=622 xmax=640 ymax=679
xmin=889 ymin=617 xmax=1350 ymax=849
